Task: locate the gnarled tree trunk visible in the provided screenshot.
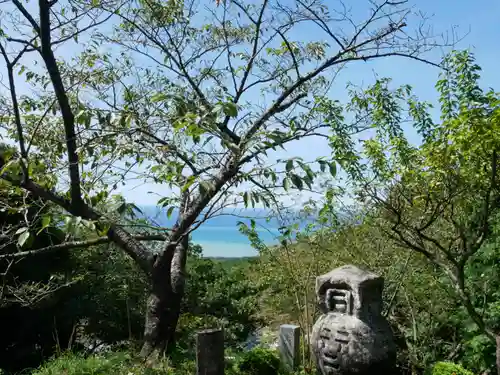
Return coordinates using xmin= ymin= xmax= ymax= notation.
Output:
xmin=165 ymin=236 xmax=188 ymax=353
xmin=140 ymin=232 xmax=188 ymax=363
xmin=139 ymin=168 xmax=235 ymax=362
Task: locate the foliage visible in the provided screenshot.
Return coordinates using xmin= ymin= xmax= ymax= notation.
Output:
xmin=235 ymin=347 xmax=282 ymax=375
xmin=428 ymin=361 xmax=475 ymax=375
xmin=169 ymin=250 xmax=261 ymax=362
xmin=31 ymin=351 xmax=171 ymax=375
xmin=67 ymin=242 xmax=149 ymax=346
xmin=0 ymin=145 xmax=83 ymax=373
xmin=238 ymin=50 xmax=500 ymax=374
xmin=31 ymin=348 xmax=294 ymax=375
xmin=338 ymin=50 xmax=500 ymax=374
xmin=63 ymin=239 xmax=261 ymax=354
xmin=446 ymin=215 xmax=500 ymax=372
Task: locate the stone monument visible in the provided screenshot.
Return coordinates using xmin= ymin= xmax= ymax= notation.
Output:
xmin=311 ymin=265 xmax=396 ymax=375
xmin=279 ymin=324 xmax=301 ymax=371
xmin=196 ymin=328 xmax=224 ymax=375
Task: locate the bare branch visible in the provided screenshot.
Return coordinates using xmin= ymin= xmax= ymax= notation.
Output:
xmin=231 ymin=0 xmax=269 ymax=103
xmin=0 ymin=44 xmax=28 ymax=168
xmin=12 ymin=0 xmax=41 ymax=33
xmin=0 ymin=234 xmax=167 ymax=260
xmin=37 ymin=0 xmax=83 ymax=210
xmin=242 ymin=22 xmax=414 ymax=143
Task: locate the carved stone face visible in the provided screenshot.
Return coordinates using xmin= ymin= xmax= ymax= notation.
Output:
xmin=316 ymin=324 xmax=349 ymax=375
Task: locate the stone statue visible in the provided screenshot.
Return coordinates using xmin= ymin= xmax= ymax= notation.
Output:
xmin=311 ymin=265 xmax=396 ymax=375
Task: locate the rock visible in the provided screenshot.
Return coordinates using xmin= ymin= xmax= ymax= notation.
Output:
xmin=311 ymin=265 xmax=396 ymax=375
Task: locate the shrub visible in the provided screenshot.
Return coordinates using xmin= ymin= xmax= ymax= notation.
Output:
xmin=31 ymin=351 xmax=172 ymax=375
xmin=430 ymin=361 xmax=475 ymax=375
xmin=235 ymin=347 xmax=282 ymax=375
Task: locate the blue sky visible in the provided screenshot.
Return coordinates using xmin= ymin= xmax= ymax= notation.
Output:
xmin=1 ymin=0 xmax=500 ymax=207
xmin=116 ymin=0 xmax=500 ymax=205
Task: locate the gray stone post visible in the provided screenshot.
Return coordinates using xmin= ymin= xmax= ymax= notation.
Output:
xmin=196 ymin=328 xmax=224 ymax=375
xmin=279 ymin=324 xmax=301 ymax=371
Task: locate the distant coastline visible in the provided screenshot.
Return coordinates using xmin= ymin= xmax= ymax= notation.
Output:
xmin=137 ymin=205 xmax=339 ymax=257
xmin=138 ymin=206 xmax=282 ymax=257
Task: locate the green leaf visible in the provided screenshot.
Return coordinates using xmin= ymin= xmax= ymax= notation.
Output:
xmin=97 ymin=224 xmax=111 ymax=237
xmin=329 ymin=162 xmax=337 ymax=177
xmin=318 ymin=160 xmax=326 ymax=173
xmin=181 ymin=176 xmax=197 ymax=192
xmin=166 ymin=206 xmax=175 ymax=219
xmin=157 ymin=197 xmax=169 ymax=207
xmin=0 ymin=160 xmax=14 ymax=175
xmin=222 ymin=102 xmax=238 ymax=118
xmin=290 ymin=174 xmax=303 ymax=190
xmin=151 ymin=92 xmax=167 ymax=103
xmin=298 ymin=161 xmax=315 ymax=180
xmin=243 ymin=191 xmax=249 ymax=207
xmin=18 ymin=230 xmax=31 ymax=248
xmin=261 ymin=195 xmax=270 ymax=208
xmin=37 ymin=216 xmax=51 ymax=235
xmin=283 ymin=178 xmax=290 ymax=191
xmin=286 ymin=159 xmax=294 ymax=173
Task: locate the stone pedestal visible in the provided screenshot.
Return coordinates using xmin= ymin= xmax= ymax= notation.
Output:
xmin=196 ymin=328 xmax=224 ymax=375
xmin=311 ymin=265 xmax=396 ymax=375
xmin=279 ymin=324 xmax=300 ymax=371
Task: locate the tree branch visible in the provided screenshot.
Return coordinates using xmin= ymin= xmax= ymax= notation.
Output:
xmin=238 ymin=124 xmax=328 ymax=166
xmin=134 ymin=128 xmax=200 ymax=175
xmin=241 ymin=22 xmax=414 ymax=143
xmin=107 ymin=5 xmax=241 ymax=144
xmin=12 ymin=0 xmax=41 ymax=33
xmin=232 ymin=0 xmax=269 ymax=103
xmin=37 ymin=0 xmax=83 ymax=210
xmin=0 ymin=234 xmax=166 ymax=260
xmin=0 ymin=158 xmax=155 ymax=273
xmin=0 ymin=44 xmax=28 ymax=170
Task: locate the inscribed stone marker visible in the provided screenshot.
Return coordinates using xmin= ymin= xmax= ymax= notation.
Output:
xmin=311 ymin=264 xmax=397 ymax=375
xmin=279 ymin=324 xmax=300 ymax=371
xmin=196 ymin=328 xmax=224 ymax=375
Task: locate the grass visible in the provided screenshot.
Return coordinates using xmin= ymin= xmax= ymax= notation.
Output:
xmin=30 ymin=352 xmax=172 ymax=375
xmin=26 ymin=347 xmax=308 ymax=375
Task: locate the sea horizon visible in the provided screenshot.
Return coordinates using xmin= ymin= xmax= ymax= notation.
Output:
xmin=138 ymin=205 xmax=347 ymax=257
xmin=139 ymin=206 xmax=284 ymax=257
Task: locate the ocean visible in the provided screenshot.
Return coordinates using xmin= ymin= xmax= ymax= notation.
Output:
xmin=139 ymin=206 xmax=283 ymax=257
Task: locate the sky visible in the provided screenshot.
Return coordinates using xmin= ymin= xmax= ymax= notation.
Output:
xmin=1 ymin=0 xmax=500 ymax=207
xmin=115 ymin=0 xmax=500 ymax=206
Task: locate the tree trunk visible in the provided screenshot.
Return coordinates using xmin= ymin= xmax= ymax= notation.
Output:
xmin=140 ymin=253 xmax=172 ymax=363
xmin=139 ymin=236 xmax=188 ymax=363
xmin=165 ymin=237 xmax=188 ymax=353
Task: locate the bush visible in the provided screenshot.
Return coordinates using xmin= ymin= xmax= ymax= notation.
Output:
xmin=31 ymin=351 xmax=172 ymax=375
xmin=235 ymin=347 xmax=282 ymax=375
xmin=430 ymin=361 xmax=475 ymax=375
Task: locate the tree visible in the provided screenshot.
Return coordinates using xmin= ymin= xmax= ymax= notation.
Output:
xmin=0 ymin=0 xmax=446 ymax=361
xmin=344 ymin=51 xmax=500 ymax=374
